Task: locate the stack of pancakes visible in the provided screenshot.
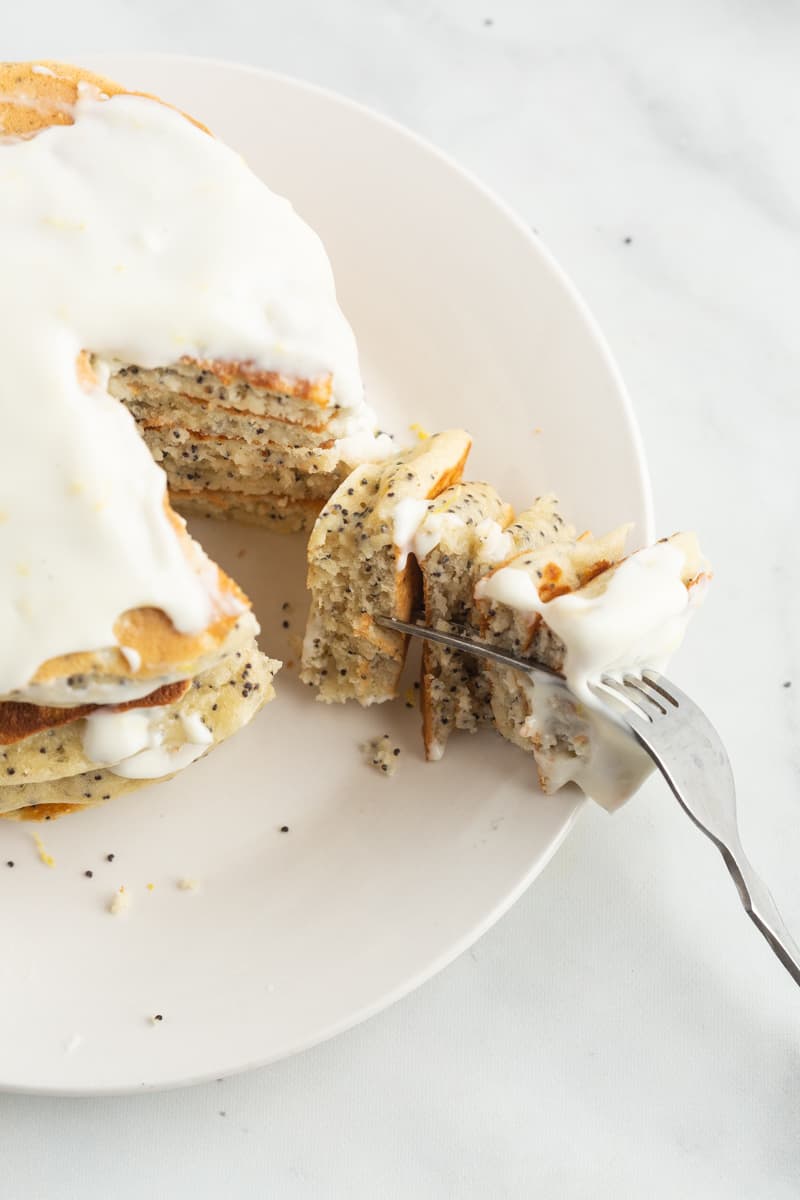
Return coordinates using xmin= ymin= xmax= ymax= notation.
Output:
xmin=0 ymin=61 xmax=374 ymax=817
xmin=0 ymin=564 xmax=279 ymax=820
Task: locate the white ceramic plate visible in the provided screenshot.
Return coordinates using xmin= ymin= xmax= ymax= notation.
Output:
xmin=0 ymin=55 xmax=652 ymax=1094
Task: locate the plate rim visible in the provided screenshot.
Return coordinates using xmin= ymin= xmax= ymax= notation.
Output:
xmin=6 ymin=53 xmax=653 ymax=1095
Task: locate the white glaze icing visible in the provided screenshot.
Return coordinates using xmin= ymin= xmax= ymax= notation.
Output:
xmin=476 ymin=540 xmax=708 ymax=808
xmin=109 ymin=741 xmax=208 ymax=780
xmin=392 ymin=498 xmax=431 ymax=569
xmin=82 ymin=702 xmax=213 ymax=778
xmin=479 ymin=542 xmax=701 ymax=696
xmin=413 ymin=512 xmax=464 ymax=562
xmin=118 ymin=646 xmax=142 ymax=673
xmin=474 ymin=518 xmax=514 ymax=565
xmin=393 ymin=503 xmax=512 ymax=570
xmin=82 ymin=706 xmax=167 ymax=765
xmin=180 ymin=713 xmax=213 ymax=746
xmin=478 ymin=568 xmax=540 ymax=611
xmin=334 ymin=428 xmax=395 ymax=465
xmin=0 ymin=89 xmax=376 ymax=694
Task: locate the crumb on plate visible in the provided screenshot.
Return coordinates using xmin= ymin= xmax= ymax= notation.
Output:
xmin=108 ymin=886 xmax=130 ymax=916
xmin=363 ymin=734 xmax=401 ymax=776
xmin=32 ymin=832 xmax=54 ymax=868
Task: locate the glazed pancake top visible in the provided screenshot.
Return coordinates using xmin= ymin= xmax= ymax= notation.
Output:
xmin=0 ymin=63 xmax=377 ymax=696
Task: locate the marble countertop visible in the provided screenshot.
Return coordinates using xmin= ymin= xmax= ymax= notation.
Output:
xmin=5 ymin=2 xmax=800 ymax=1196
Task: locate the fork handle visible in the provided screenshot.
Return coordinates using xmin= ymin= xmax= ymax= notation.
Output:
xmin=666 ymin=783 xmax=800 ymax=988
xmin=717 ymin=843 xmax=800 ymax=988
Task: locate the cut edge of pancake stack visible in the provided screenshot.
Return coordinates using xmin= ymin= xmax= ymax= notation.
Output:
xmin=300 ymin=437 xmax=711 ymax=809
xmin=108 ymin=358 xmax=389 ymax=534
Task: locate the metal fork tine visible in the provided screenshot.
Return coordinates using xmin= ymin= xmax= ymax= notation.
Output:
xmin=374 ymin=614 xmax=566 ymax=681
xmin=640 ymin=669 xmax=681 ymax=708
xmin=594 ymin=676 xmax=653 ymax=723
xmin=622 ymin=673 xmax=669 ymax=716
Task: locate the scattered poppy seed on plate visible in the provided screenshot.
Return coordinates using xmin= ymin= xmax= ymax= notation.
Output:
xmin=6 ymin=860 xmax=14 ymax=868
xmin=106 ymin=853 xmax=115 ymax=862
xmin=84 ymin=869 xmax=93 ymax=878
xmin=279 ymin=825 xmax=290 ymax=833
xmin=783 ymin=681 xmax=792 ymax=688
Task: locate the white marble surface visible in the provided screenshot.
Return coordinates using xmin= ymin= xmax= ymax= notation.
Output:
xmin=5 ymin=1 xmax=800 ymax=1195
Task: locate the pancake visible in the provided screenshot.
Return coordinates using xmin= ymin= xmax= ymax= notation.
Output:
xmin=0 ymin=60 xmax=394 ymax=814
xmin=0 ymin=646 xmax=278 ymax=814
xmin=0 ymin=680 xmax=191 ymax=746
xmin=300 ymin=431 xmax=472 ymax=704
xmin=415 ymin=482 xmax=513 ymax=761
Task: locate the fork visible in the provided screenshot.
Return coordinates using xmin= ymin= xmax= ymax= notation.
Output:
xmin=377 ymin=615 xmax=800 ymax=987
